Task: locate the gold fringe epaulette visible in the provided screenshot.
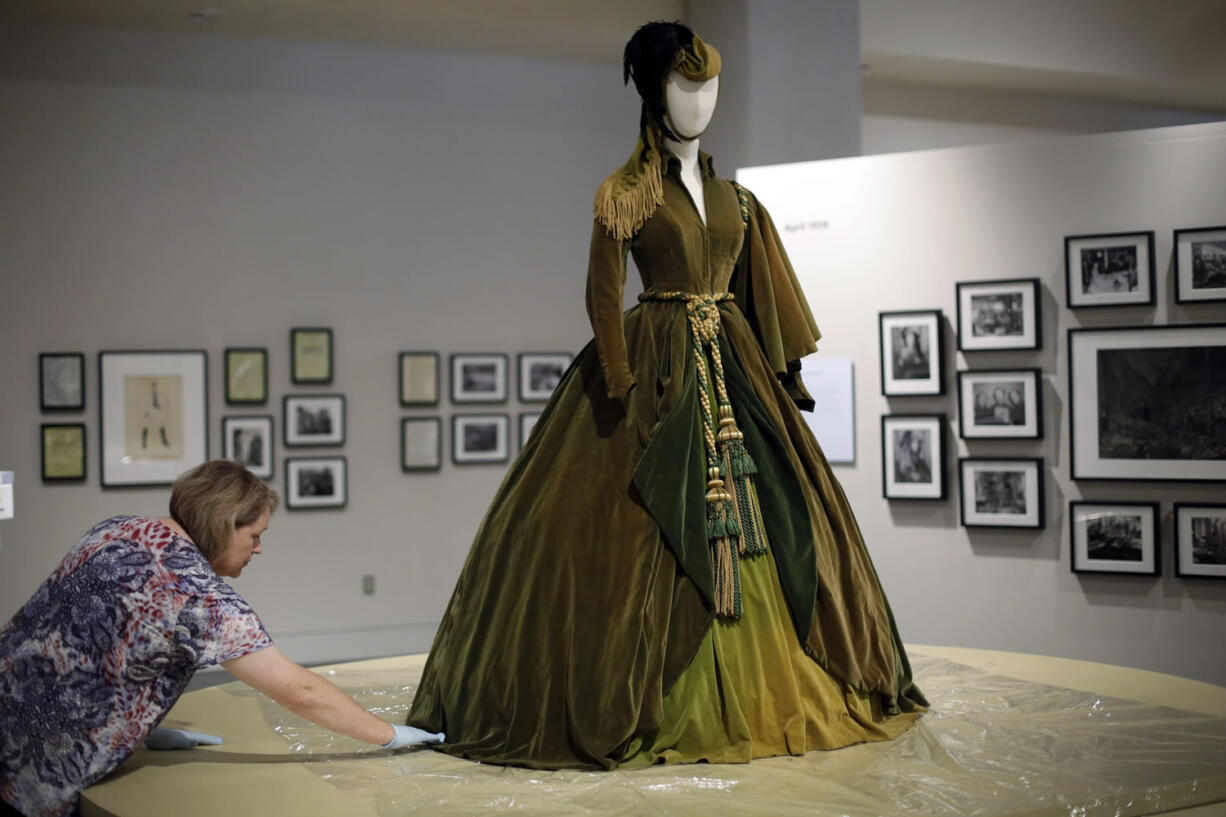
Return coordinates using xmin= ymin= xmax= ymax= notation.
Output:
xmin=594 ymin=132 xmax=666 ymax=242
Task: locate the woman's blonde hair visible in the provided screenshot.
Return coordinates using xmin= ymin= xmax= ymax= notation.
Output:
xmin=170 ymin=460 xmax=280 ymax=561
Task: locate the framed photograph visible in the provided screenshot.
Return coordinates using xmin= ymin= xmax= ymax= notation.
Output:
xmin=880 ymin=414 xmax=946 ymax=500
xmin=1069 ymin=324 xmax=1226 ymax=481
xmin=99 ymin=350 xmax=208 ymax=488
xmin=956 ymin=369 xmax=1043 ymax=439
xmin=285 ymin=457 xmax=347 ymax=509
xmin=401 ymin=417 xmax=442 ymax=472
xmin=399 ymin=352 xmax=439 ymax=406
xmin=222 ymin=415 xmax=274 ymax=480
xmin=225 ymin=348 xmax=268 ymax=405
xmin=283 ymin=394 xmax=345 ymax=447
xmin=41 ymin=423 xmax=86 ymax=482
xmin=451 ymin=354 xmax=508 ymax=403
xmin=453 ymin=414 xmax=510 ymax=464
xmin=878 ymin=310 xmax=945 ymax=396
xmin=955 ymin=279 xmax=1041 ymax=351
xmin=1070 ymin=501 xmax=1160 ymax=576
xmin=1064 ymin=231 xmax=1155 ymax=308
xmin=1174 ymin=503 xmax=1226 ymax=579
xmin=518 ymin=353 xmax=572 ymax=402
xmin=1174 ymin=226 xmax=1226 ymax=304
xmin=40 ymin=352 xmax=85 ymax=411
xmin=291 ymin=328 xmax=333 ymax=385
xmin=959 ymin=457 xmax=1045 ymax=529
xmin=520 ymin=412 xmax=541 ymax=450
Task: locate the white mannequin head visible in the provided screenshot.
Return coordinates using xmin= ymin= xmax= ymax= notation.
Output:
xmin=664 ymin=71 xmax=719 ymax=142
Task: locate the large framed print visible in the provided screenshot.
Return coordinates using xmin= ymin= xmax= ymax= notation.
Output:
xmin=959 ymin=457 xmax=1044 ymax=529
xmin=453 ymin=414 xmax=510 ymax=464
xmin=955 ymin=279 xmax=1041 ymax=351
xmin=518 ymin=353 xmax=572 ymax=403
xmin=99 ymin=350 xmax=208 ymax=487
xmin=451 ymin=354 xmax=508 ymax=403
xmin=957 ymin=369 xmax=1043 ymax=440
xmin=1069 ymin=324 xmax=1226 ymax=481
xmin=1070 ymin=501 xmax=1160 ymax=576
xmin=399 ymin=351 xmax=439 ymax=406
xmin=1174 ymin=503 xmax=1226 ymax=579
xmin=225 ymin=348 xmax=268 ymax=405
xmin=42 ymin=423 xmax=86 ymax=482
xmin=878 ymin=310 xmax=945 ymax=396
xmin=881 ymin=414 xmax=946 ymax=500
xmin=291 ymin=328 xmax=333 ymax=385
xmin=1064 ymin=231 xmax=1155 ymax=308
xmin=284 ymin=394 xmax=345 ymax=447
xmin=401 ymin=417 xmax=442 ymax=472
xmin=40 ymin=352 xmax=85 ymax=411
xmin=222 ymin=415 xmax=274 ymax=480
xmin=1174 ymin=226 xmax=1226 ymax=304
xmin=285 ymin=456 xmax=347 ymax=509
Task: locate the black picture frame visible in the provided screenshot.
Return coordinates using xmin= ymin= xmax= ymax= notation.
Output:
xmin=285 ymin=456 xmax=347 ymax=510
xmin=955 ymin=278 xmax=1041 ymax=352
xmin=958 ymin=457 xmax=1045 ymax=529
xmin=956 ymin=369 xmax=1044 ymax=440
xmin=283 ymin=394 xmax=345 ymax=447
xmin=399 ymin=351 xmax=440 ymax=407
xmin=1173 ymin=502 xmax=1226 ymax=580
xmin=401 ymin=416 xmax=442 ymax=472
xmin=41 ymin=423 xmax=86 ymax=482
xmin=224 ymin=347 xmax=268 ymax=405
xmin=40 ymin=352 xmax=85 ymax=411
xmin=452 ymin=414 xmax=510 ymax=464
xmin=451 ymin=353 xmax=508 ymax=403
xmin=880 ymin=414 xmax=946 ymax=500
xmin=291 ymin=328 xmax=333 ymax=385
xmin=878 ymin=310 xmax=945 ymax=396
xmin=1069 ymin=501 xmax=1160 ymax=576
xmin=222 ymin=415 xmax=274 ymax=480
xmin=1064 ymin=231 xmax=1156 ymax=308
xmin=518 ymin=353 xmax=573 ymax=402
xmin=1173 ymin=226 xmax=1226 ymax=305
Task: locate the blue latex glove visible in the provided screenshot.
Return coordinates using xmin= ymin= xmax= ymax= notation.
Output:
xmin=383 ymin=724 xmax=445 ymax=749
xmin=145 ymin=727 xmax=224 ymax=750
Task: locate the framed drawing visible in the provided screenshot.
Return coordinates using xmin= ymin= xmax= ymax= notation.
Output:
xmin=224 ymin=348 xmax=268 ymax=405
xmin=41 ymin=423 xmax=86 ymax=482
xmin=957 ymin=369 xmax=1043 ymax=439
xmin=451 ymin=354 xmax=508 ymax=403
xmin=520 ymin=412 xmax=541 ymax=450
xmin=399 ymin=351 xmax=439 ymax=406
xmin=291 ymin=328 xmax=333 ymax=385
xmin=453 ymin=414 xmax=509 ymax=464
xmin=955 ymin=279 xmax=1041 ymax=351
xmin=1069 ymin=501 xmax=1160 ymax=576
xmin=99 ymin=350 xmax=208 ymax=488
xmin=959 ymin=457 xmax=1044 ymax=529
xmin=401 ymin=417 xmax=442 ymax=472
xmin=222 ymin=415 xmax=274 ymax=480
xmin=285 ymin=456 xmax=347 ymax=509
xmin=1174 ymin=226 xmax=1226 ymax=304
xmin=880 ymin=414 xmax=946 ymax=500
xmin=283 ymin=394 xmax=345 ymax=447
xmin=1069 ymin=324 xmax=1226 ymax=481
xmin=1174 ymin=503 xmax=1226 ymax=579
xmin=518 ymin=353 xmax=572 ymax=402
xmin=878 ymin=310 xmax=945 ymax=396
xmin=1064 ymin=231 xmax=1155 ymax=308
xmin=40 ymin=352 xmax=85 ymax=411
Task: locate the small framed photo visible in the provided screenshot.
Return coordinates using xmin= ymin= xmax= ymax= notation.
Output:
xmin=222 ymin=415 xmax=274 ymax=480
xmin=518 ymin=353 xmax=572 ymax=402
xmin=1174 ymin=226 xmax=1226 ymax=304
xmin=878 ymin=310 xmax=945 ymax=396
xmin=291 ymin=328 xmax=333 ymax=385
xmin=959 ymin=457 xmax=1045 ymax=529
xmin=881 ymin=414 xmax=946 ymax=500
xmin=453 ymin=414 xmax=509 ymax=464
xmin=40 ymin=352 xmax=85 ymax=411
xmin=283 ymin=394 xmax=345 ymax=447
xmin=451 ymin=354 xmax=508 ymax=403
xmin=225 ymin=348 xmax=268 ymax=405
xmin=1174 ymin=503 xmax=1226 ymax=579
xmin=401 ymin=417 xmax=442 ymax=472
xmin=41 ymin=423 xmax=86 ymax=482
xmin=285 ymin=457 xmax=347 ymax=510
xmin=955 ymin=279 xmax=1041 ymax=351
xmin=520 ymin=412 xmax=541 ymax=450
xmin=956 ymin=369 xmax=1043 ymax=440
xmin=1064 ymin=231 xmax=1155 ymax=308
xmin=1070 ymin=501 xmax=1160 ymax=576
xmin=399 ymin=352 xmax=439 ymax=406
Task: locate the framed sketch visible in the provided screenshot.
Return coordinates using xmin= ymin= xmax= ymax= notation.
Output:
xmin=401 ymin=417 xmax=442 ymax=472
xmin=41 ymin=423 xmax=86 ymax=482
xmin=40 ymin=352 xmax=85 ymax=411
xmin=99 ymin=350 xmax=208 ymax=488
xmin=291 ymin=328 xmax=333 ymax=385
xmin=1174 ymin=226 xmax=1226 ymax=304
xmin=878 ymin=310 xmax=945 ymax=396
xmin=399 ymin=351 xmax=439 ymax=406
xmin=1064 ymin=231 xmax=1155 ymax=308
xmin=453 ymin=414 xmax=510 ymax=464
xmin=285 ymin=456 xmax=347 ymax=509
xmin=1174 ymin=503 xmax=1226 ymax=579
xmin=880 ymin=414 xmax=946 ymax=500
xmin=451 ymin=354 xmax=508 ymax=403
xmin=518 ymin=353 xmax=572 ymax=402
xmin=959 ymin=457 xmax=1044 ymax=529
xmin=955 ymin=279 xmax=1041 ymax=351
xmin=957 ymin=369 xmax=1043 ymax=439
xmin=222 ymin=415 xmax=274 ymax=480
xmin=225 ymin=348 xmax=268 ymax=405
xmin=1069 ymin=324 xmax=1226 ymax=481
xmin=1070 ymin=501 xmax=1160 ymax=576
xmin=283 ymin=394 xmax=345 ymax=447
xmin=520 ymin=412 xmax=541 ymax=450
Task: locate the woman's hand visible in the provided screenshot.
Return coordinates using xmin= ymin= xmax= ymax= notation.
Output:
xmin=383 ymin=724 xmax=445 ymax=749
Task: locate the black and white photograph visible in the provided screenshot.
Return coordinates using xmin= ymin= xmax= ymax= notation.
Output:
xmin=453 ymin=414 xmax=509 ymax=464
xmin=399 ymin=351 xmax=440 ymax=406
xmin=879 ymin=310 xmax=945 ymax=396
xmin=222 ymin=415 xmax=274 ymax=480
xmin=285 ymin=456 xmax=347 ymax=509
xmin=955 ymin=279 xmax=1041 ymax=351
xmin=1174 ymin=226 xmax=1226 ymax=304
xmin=881 ymin=414 xmax=946 ymax=500
xmin=1064 ymin=231 xmax=1155 ymax=308
xmin=959 ymin=457 xmax=1044 ymax=528
xmin=1070 ymin=502 xmax=1159 ymax=575
xmin=451 ymin=353 xmax=508 ymax=403
xmin=40 ymin=352 xmax=85 ymax=411
xmin=283 ymin=394 xmax=345 ymax=447
xmin=520 ymin=412 xmax=541 ymax=450
xmin=519 ymin=353 xmax=572 ymax=402
xmin=1174 ymin=503 xmax=1226 ymax=579
xmin=401 ymin=416 xmax=442 ymax=472
xmin=957 ymin=369 xmax=1043 ymax=439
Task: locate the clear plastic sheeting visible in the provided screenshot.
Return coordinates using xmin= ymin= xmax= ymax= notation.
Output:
xmin=242 ymin=653 xmax=1226 ymax=817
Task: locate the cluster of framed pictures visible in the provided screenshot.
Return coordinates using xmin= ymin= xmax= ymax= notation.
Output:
xmin=1065 ymin=226 xmax=1226 ymax=308
xmin=1069 ymin=502 xmax=1226 ymax=579
xmin=38 ymin=352 xmax=88 ymax=483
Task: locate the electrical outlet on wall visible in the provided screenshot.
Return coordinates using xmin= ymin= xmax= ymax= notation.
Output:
xmin=362 ymin=574 xmax=375 ymax=595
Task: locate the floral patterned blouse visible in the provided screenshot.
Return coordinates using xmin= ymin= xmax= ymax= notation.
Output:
xmin=0 ymin=516 xmax=273 ymax=817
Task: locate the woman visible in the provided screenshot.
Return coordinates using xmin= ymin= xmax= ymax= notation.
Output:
xmin=0 ymin=460 xmax=441 ymax=817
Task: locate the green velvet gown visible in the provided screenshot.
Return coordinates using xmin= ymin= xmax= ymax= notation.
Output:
xmin=408 ymin=152 xmax=926 ymax=769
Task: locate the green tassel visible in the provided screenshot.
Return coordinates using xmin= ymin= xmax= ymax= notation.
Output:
xmin=728 ymin=438 xmax=757 ymax=478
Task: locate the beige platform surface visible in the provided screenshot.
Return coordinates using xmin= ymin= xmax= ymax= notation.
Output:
xmin=82 ymin=646 xmax=1226 ymax=817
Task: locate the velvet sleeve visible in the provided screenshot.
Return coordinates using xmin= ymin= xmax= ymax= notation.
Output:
xmin=585 ymin=220 xmax=636 ymax=399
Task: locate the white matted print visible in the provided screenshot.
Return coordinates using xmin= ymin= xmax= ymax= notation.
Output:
xmin=881 ymin=414 xmax=945 ymax=500
xmin=878 ymin=310 xmax=945 ymax=396
xmin=957 ymin=369 xmax=1043 ymax=439
xmin=1174 ymin=503 xmax=1226 ymax=579
xmin=283 ymin=394 xmax=345 ymax=447
xmin=451 ymin=354 xmax=508 ymax=403
xmin=1070 ymin=501 xmax=1159 ymax=575
xmin=1064 ymin=232 xmax=1155 ymax=308
xmin=956 ymin=279 xmax=1040 ymax=351
xmin=285 ymin=457 xmax=347 ymax=509
xmin=518 ymin=353 xmax=572 ymax=402
xmin=959 ymin=457 xmax=1044 ymax=529
xmin=1174 ymin=226 xmax=1226 ymax=304
xmin=453 ymin=414 xmax=509 ymax=464
xmin=401 ymin=417 xmax=442 ymax=472
xmin=222 ymin=415 xmax=274 ymax=480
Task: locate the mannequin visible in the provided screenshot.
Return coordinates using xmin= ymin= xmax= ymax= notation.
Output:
xmin=662 ymin=72 xmax=719 ymax=224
